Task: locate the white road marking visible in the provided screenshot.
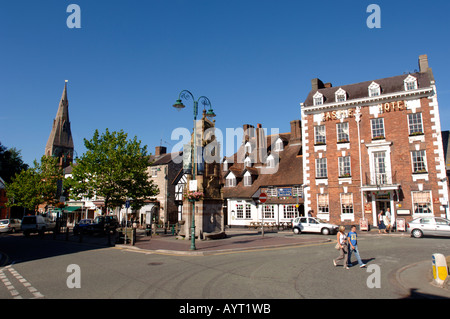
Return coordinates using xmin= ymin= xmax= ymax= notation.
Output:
xmin=0 ymin=265 xmax=44 ymax=299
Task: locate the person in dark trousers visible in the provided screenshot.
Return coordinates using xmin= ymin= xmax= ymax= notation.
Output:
xmin=347 ymin=225 xmax=366 ymax=268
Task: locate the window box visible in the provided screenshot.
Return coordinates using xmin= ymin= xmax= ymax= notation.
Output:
xmin=413 ymin=169 xmax=428 ymax=174
xmin=409 ymin=132 xmax=424 ymax=137
xmin=337 ymin=139 xmax=349 ymax=144
xmin=372 ymin=136 xmax=385 ymax=141
xmin=339 ymin=173 xmax=352 ymax=178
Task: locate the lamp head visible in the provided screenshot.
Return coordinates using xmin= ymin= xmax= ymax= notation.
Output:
xmin=172 ymin=99 xmax=185 ymax=109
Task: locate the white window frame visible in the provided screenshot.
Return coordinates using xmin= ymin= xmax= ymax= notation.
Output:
xmin=404 ymin=75 xmax=418 ymax=91
xmin=314 ymin=125 xmax=326 ymax=145
xmin=317 ymin=193 xmax=329 ymax=214
xmin=244 ymin=156 xmax=252 ymax=168
xmin=371 ymin=117 xmax=385 ymax=140
xmin=263 ymin=205 xmax=275 ymax=219
xmin=368 ymin=82 xmax=381 ymax=97
xmin=411 ymin=150 xmax=427 ymax=174
xmin=274 ymin=138 xmax=284 ymax=151
xmin=245 ymin=203 xmax=252 ymax=219
xmin=337 ymin=122 xmax=349 ymax=143
xmin=408 ymin=113 xmax=424 ymax=136
xmin=338 ymin=156 xmax=351 ymax=178
xmin=313 ymin=91 xmax=324 ymax=106
xmin=243 ymin=171 xmax=252 ymax=186
xmin=316 ymin=158 xmax=328 ymax=178
xmin=266 ymin=154 xmax=275 ymax=168
xmin=335 ymin=88 xmax=347 ymax=102
xmin=245 ymin=142 xmax=252 ymax=154
xmin=283 ymin=205 xmax=298 ymax=219
xmin=267 ymin=187 xmax=277 ymax=197
xmin=412 ymin=191 xmax=433 ymax=215
xmin=223 ymin=159 xmax=228 ymax=171
xmin=225 ymin=172 xmax=236 ymax=187
xmin=340 ymin=193 xmax=354 ymax=215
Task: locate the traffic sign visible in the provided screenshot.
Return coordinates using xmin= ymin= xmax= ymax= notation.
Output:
xmin=125 ymin=200 xmax=130 ymax=209
xmin=259 ymin=192 xmax=267 ymax=203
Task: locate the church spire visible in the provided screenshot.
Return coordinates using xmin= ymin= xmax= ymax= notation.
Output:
xmin=45 ymin=80 xmax=74 ymax=168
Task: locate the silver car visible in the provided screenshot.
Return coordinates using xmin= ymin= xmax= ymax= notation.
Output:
xmin=407 ymin=217 xmax=450 ymax=238
xmin=0 ymin=219 xmax=22 ymax=233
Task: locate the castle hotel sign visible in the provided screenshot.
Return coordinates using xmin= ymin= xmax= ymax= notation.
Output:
xmin=321 ymin=100 xmax=406 ymax=121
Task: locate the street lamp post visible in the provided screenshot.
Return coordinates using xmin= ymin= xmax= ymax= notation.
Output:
xmin=172 ymin=90 xmax=215 ymax=251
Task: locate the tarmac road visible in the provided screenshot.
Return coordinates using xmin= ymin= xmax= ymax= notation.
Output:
xmin=0 ymin=229 xmax=449 ymax=301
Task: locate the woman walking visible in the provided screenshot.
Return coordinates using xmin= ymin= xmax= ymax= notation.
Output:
xmin=378 ymin=210 xmax=386 ymax=234
xmin=333 ymin=226 xmax=349 ymax=269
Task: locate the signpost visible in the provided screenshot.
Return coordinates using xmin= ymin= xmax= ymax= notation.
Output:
xmin=259 ymin=193 xmax=267 ymax=237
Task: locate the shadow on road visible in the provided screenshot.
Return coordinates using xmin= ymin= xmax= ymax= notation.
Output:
xmin=0 ymin=232 xmax=114 ymax=266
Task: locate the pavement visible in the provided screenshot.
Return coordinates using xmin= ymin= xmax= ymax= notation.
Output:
xmin=2 ymin=227 xmax=450 ymax=299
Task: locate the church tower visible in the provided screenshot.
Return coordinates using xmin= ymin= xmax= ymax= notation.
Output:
xmin=45 ymin=80 xmax=74 ymax=168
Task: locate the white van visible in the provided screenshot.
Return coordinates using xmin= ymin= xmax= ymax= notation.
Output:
xmin=21 ymin=215 xmax=56 ymax=236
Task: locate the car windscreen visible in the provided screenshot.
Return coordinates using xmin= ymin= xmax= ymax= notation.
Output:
xmin=22 ymin=217 xmax=37 ymax=224
xmin=0 ymin=220 xmax=8 ymax=225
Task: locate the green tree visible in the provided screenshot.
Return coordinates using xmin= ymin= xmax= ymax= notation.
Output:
xmin=0 ymin=142 xmax=29 ymax=184
xmin=66 ymin=129 xmax=158 ymax=214
xmin=6 ymin=156 xmax=63 ymax=211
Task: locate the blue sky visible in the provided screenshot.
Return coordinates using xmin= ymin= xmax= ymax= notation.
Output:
xmin=1 ymin=0 xmax=450 ymax=166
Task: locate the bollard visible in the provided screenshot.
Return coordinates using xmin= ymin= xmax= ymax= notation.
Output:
xmin=432 ymin=253 xmax=448 ymax=287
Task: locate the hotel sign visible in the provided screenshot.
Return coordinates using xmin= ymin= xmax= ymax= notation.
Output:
xmin=322 ymin=100 xmax=406 ymax=121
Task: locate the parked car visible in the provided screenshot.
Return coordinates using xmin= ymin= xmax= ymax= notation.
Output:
xmin=407 ymin=217 xmax=450 ymax=238
xmin=73 ymin=219 xmax=94 ymax=235
xmin=21 ymin=215 xmax=56 ymax=236
xmin=292 ymin=217 xmax=339 ymax=235
xmin=86 ymin=215 xmax=120 ymax=234
xmin=0 ymin=219 xmax=22 ymax=233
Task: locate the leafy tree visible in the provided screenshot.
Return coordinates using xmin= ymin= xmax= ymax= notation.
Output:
xmin=0 ymin=142 xmax=29 ymax=184
xmin=66 ymin=129 xmax=159 ymax=214
xmin=6 ymin=156 xmax=63 ymax=211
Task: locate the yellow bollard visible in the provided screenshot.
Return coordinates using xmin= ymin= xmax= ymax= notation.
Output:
xmin=432 ymin=253 xmax=448 ymax=287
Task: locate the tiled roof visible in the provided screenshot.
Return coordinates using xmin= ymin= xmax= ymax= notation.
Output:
xmin=222 ymin=131 xmax=303 ymax=199
xmin=303 ymin=72 xmax=431 ymax=107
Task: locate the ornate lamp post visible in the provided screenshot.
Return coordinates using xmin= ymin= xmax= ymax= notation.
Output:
xmin=172 ymin=90 xmax=215 ymax=250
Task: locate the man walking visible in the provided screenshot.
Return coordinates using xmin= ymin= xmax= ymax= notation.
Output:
xmin=348 ymin=225 xmax=366 ymax=268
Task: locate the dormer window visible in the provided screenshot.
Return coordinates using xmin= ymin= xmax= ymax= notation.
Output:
xmin=244 ymin=156 xmax=252 ymax=168
xmin=243 ymin=171 xmax=252 ymax=186
xmin=335 ymin=88 xmax=347 ymax=102
xmin=313 ymin=91 xmax=324 ymax=106
xmin=245 ymin=141 xmax=252 ymax=154
xmin=404 ymin=75 xmax=418 ymax=91
xmin=368 ymin=82 xmax=381 ymax=97
xmin=274 ymin=138 xmax=283 ymax=152
xmin=266 ymin=154 xmax=275 ymax=168
xmin=225 ymin=172 xmax=236 ymax=187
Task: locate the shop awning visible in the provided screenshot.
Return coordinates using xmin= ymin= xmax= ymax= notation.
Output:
xmin=54 ymin=206 xmax=82 ymax=213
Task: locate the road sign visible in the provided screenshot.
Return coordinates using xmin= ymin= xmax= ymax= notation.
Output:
xmin=259 ymin=193 xmax=267 ymax=203
xmin=125 ymin=200 xmax=130 ymax=209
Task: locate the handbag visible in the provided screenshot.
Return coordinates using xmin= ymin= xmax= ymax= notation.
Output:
xmin=335 ymin=243 xmax=340 ymax=250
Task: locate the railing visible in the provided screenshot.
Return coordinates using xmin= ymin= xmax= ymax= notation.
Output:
xmin=364 ymin=171 xmax=397 ymax=186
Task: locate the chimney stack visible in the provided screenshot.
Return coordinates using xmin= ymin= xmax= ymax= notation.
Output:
xmin=155 ymin=146 xmax=167 ymax=157
xmin=419 ymin=54 xmax=429 ymax=73
xmin=311 ymin=78 xmax=325 ymax=91
xmin=290 ymin=120 xmax=301 ymax=142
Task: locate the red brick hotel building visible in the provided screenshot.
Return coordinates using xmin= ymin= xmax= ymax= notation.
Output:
xmin=301 ymin=55 xmax=449 ymax=227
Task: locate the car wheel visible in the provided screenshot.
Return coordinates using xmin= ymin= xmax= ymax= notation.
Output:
xmin=411 ymin=229 xmax=423 ymax=238
xmin=293 ymin=228 xmax=301 ymax=235
xmin=321 ymin=228 xmax=330 ymax=235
